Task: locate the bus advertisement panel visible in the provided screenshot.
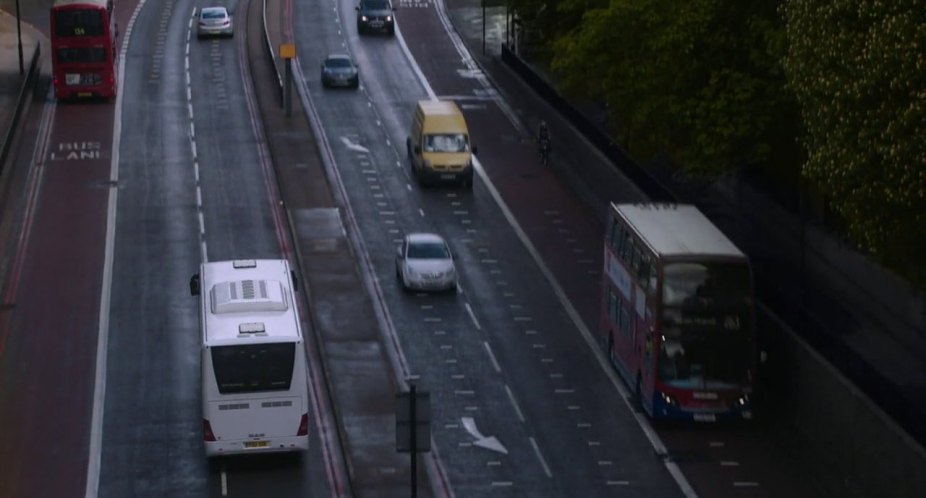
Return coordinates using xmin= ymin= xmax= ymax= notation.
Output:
xmin=600 ymin=203 xmax=755 ymax=421
xmin=50 ymin=0 xmax=118 ymax=100
xmin=190 ymin=259 xmax=310 ymax=456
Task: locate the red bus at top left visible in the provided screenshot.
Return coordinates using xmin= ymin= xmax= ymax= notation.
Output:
xmin=50 ymin=0 xmax=118 ymax=101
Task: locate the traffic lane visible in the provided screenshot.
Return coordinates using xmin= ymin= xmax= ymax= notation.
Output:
xmin=293 ymin=2 xmax=426 ymax=143
xmin=394 ymin=4 xmax=477 ymax=99
xmin=311 ymin=2 xmax=682 ymax=495
xmin=405 ymin=187 xmax=684 ymax=497
xmin=0 ymin=104 xmax=112 ymax=497
xmin=97 ymin=0 xmax=208 ymax=495
xmin=189 ymin=11 xmax=281 ymax=262
xmin=399 ymin=3 xmax=840 ymax=497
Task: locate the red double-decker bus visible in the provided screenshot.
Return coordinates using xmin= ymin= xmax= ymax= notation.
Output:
xmin=50 ymin=0 xmax=118 ymax=100
xmin=600 ymin=203 xmax=756 ymax=421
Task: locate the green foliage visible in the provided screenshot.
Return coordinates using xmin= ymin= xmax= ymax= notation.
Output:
xmin=782 ymin=0 xmax=926 ymax=281
xmin=549 ymin=0 xmax=798 ymax=176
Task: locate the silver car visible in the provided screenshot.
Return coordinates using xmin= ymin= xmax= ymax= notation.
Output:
xmin=197 ymin=7 xmax=233 ymax=39
xmin=396 ymin=233 xmax=458 ymax=293
xmin=321 ymin=54 xmax=359 ymax=89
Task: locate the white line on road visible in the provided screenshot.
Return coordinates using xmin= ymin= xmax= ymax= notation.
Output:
xmin=221 ymin=468 xmax=228 ymax=496
xmin=504 ymin=385 xmax=525 ymax=423
xmin=529 ymin=437 xmax=553 ymax=478
xmin=464 ymin=302 xmax=482 ymax=330
xmin=483 ymin=341 xmax=501 ymax=373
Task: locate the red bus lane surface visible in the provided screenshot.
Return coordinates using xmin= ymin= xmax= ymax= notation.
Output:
xmin=397 ymin=2 xmax=825 ymax=497
xmin=0 ymin=1 xmax=138 ymax=496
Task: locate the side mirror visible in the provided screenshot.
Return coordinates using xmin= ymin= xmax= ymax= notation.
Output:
xmin=355 ymin=6 xmax=360 ymax=11
xmin=189 ymin=273 xmax=201 ymax=296
xmin=413 ymin=145 xmax=421 ymax=155
xmin=471 ymin=144 xmax=478 ymax=154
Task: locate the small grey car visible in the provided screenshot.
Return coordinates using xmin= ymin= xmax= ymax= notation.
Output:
xmin=321 ymin=54 xmax=360 ymax=89
xmin=197 ymin=7 xmax=233 ymax=39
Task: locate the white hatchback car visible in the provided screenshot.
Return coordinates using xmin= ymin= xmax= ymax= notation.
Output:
xmin=197 ymin=7 xmax=233 ymax=39
xmin=396 ymin=233 xmax=457 ymax=293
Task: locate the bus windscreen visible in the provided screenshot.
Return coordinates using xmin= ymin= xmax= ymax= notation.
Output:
xmin=211 ymin=343 xmax=295 ymax=394
xmin=54 ymin=9 xmax=105 ymax=37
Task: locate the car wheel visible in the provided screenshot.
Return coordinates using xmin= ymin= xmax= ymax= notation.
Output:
xmin=351 ymin=79 xmax=359 ymax=89
xmin=388 ymin=26 xmax=395 ymax=36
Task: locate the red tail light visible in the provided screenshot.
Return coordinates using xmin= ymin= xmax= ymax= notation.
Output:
xmin=203 ymin=419 xmax=216 ymax=441
xmin=297 ymin=413 xmax=309 ymax=436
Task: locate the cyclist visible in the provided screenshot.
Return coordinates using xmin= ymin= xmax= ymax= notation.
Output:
xmin=537 ymin=120 xmax=551 ymax=164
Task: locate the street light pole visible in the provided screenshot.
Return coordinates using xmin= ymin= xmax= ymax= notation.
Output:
xmin=16 ymin=0 xmax=24 ymax=75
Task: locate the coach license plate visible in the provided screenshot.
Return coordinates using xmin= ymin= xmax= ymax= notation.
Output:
xmin=440 ymin=174 xmax=455 ymax=180
xmin=244 ymin=441 xmax=270 ymax=449
xmin=693 ymin=413 xmax=717 ymax=422
xmin=66 ymin=73 xmax=81 ymax=85
xmin=78 ymin=92 xmax=92 ymax=97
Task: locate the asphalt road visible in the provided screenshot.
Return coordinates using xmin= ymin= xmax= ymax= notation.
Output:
xmin=293 ymin=0 xmax=685 ymax=496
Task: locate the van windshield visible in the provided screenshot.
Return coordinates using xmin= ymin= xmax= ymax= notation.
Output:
xmin=424 ymin=134 xmax=469 ymax=153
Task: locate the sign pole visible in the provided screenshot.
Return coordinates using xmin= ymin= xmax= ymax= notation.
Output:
xmin=410 ymin=381 xmax=417 ymax=498
xmin=279 ymin=44 xmax=296 ymax=116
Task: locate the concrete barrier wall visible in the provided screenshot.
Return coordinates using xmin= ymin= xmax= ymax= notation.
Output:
xmin=762 ymin=308 xmax=926 ymax=497
xmin=0 ymin=44 xmax=40 ymax=175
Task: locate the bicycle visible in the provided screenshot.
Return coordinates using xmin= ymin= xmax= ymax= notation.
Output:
xmin=538 ymin=138 xmax=551 ymax=166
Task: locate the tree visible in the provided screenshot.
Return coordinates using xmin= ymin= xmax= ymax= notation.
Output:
xmin=549 ymin=0 xmax=799 ymax=177
xmin=782 ymin=0 xmax=926 ymax=282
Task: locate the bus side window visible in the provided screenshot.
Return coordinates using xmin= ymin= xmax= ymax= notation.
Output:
xmin=608 ymin=289 xmax=618 ymax=324
xmin=631 ymin=246 xmax=642 ymax=274
xmin=607 ymin=220 xmax=620 ymax=251
xmin=620 ymin=232 xmax=633 ymax=262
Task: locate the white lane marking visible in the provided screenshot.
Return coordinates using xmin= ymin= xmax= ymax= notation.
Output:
xmin=464 ymin=302 xmax=482 ymax=330
xmin=588 ymin=441 xmax=600 ymax=446
xmin=709 ymin=441 xmax=725 ymax=448
xmin=483 ymin=341 xmax=501 ymax=373
xmin=598 ymin=461 xmax=613 ymax=466
xmin=554 ymin=389 xmax=574 ymax=394
xmin=491 ymin=482 xmax=513 ymax=487
xmin=733 ymin=482 xmax=759 ymax=487
xmin=529 ymin=437 xmax=553 ymax=478
xmin=85 ymin=1 xmax=145 ymax=497
xmin=419 ymin=208 xmax=425 ymax=217
xmin=607 ymin=481 xmax=630 ymax=486
xmin=720 ymin=461 xmax=739 ymax=467
xmin=567 ymin=405 xmax=581 ymax=410
xmin=504 ymin=385 xmax=525 ymax=423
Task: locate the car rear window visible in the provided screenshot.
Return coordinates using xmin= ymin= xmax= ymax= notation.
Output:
xmin=202 ymin=10 xmax=226 ymax=19
xmin=326 ymin=58 xmax=352 ymax=68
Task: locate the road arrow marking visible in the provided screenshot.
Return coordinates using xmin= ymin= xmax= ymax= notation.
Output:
xmin=461 ymin=417 xmax=508 ymax=454
xmin=340 ymin=136 xmax=369 ymax=153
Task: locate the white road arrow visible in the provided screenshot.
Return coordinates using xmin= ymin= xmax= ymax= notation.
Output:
xmin=461 ymin=417 xmax=508 ymax=454
xmin=340 ymin=136 xmax=369 ymax=153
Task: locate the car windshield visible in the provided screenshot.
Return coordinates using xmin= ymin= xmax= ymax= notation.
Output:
xmin=424 ymin=134 xmax=469 ymax=153
xmin=202 ymin=10 xmax=226 ymax=19
xmin=365 ymin=0 xmax=390 ymax=9
xmin=407 ymin=241 xmax=450 ymax=259
xmin=326 ymin=58 xmax=353 ymax=68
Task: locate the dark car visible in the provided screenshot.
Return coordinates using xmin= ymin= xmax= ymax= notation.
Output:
xmin=321 ymin=54 xmax=359 ymax=89
xmin=356 ymin=0 xmax=395 ymax=35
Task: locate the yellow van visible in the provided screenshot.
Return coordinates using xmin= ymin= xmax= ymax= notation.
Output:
xmin=406 ymin=100 xmax=477 ymax=189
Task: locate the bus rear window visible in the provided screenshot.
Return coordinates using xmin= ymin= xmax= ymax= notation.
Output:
xmin=211 ymin=343 xmax=295 ymax=394
xmin=56 ymin=47 xmax=106 ymax=63
xmin=54 ymin=9 xmax=105 ymax=37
